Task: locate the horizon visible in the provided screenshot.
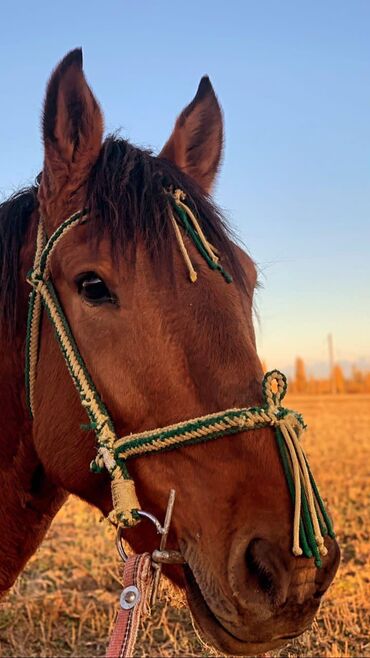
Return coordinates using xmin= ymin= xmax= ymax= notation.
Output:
xmin=1 ymin=1 xmax=369 ymax=371
xmin=265 ymin=355 xmax=370 ymax=380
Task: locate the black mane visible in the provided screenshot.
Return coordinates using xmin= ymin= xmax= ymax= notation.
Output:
xmin=0 ymin=186 xmax=38 ymax=330
xmin=0 ymin=136 xmax=245 ymax=333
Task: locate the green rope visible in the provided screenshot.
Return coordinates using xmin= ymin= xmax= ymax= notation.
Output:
xmin=114 ymin=411 xmax=275 ymax=462
xmin=315 ymin=501 xmax=329 ymax=537
xmin=300 ymin=482 xmax=322 ymax=567
xmin=275 ymin=427 xmax=312 ymax=559
xmin=43 ymin=280 xmax=111 ymax=423
xmin=173 ymin=203 xmax=233 ymax=283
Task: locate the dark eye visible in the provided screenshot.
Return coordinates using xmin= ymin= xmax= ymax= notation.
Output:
xmin=76 ymin=272 xmax=117 ymax=306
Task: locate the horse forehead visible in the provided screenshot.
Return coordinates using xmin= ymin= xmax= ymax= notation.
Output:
xmin=54 ymin=231 xmax=157 ymax=270
xmin=54 ymin=230 xmax=116 ymax=276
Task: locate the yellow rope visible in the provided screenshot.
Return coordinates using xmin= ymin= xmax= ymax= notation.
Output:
xmin=42 ymin=215 xmax=82 ymax=278
xmin=274 ymin=422 xmax=303 ymax=556
xmin=168 ymin=206 xmax=198 ymax=282
xmin=285 ymin=422 xmax=327 ymax=556
xmin=27 ymin=220 xmax=46 ymax=415
xmin=114 ymin=408 xmax=276 ymax=458
xmin=28 ymin=293 xmax=42 ymax=416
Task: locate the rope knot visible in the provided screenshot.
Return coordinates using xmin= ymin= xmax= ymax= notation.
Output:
xmin=262 ymin=370 xmax=287 ymax=410
xmin=173 ymin=188 xmax=186 ymax=202
xmin=267 ymin=413 xmax=279 ymax=427
xmin=27 ymin=268 xmax=44 ymax=289
xmin=110 ymin=475 xmax=141 ymax=527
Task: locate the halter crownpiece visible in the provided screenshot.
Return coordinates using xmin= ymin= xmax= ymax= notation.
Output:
xmin=25 ymin=190 xmax=335 ymax=569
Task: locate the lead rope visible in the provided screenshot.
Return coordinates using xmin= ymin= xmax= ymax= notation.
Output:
xmin=106 ymin=553 xmax=153 ymax=658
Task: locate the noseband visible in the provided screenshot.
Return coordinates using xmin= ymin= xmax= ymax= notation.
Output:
xmin=25 ymin=190 xmax=334 ymax=569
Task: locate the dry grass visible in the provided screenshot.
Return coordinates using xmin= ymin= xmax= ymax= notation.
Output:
xmin=0 ymin=395 xmax=369 ymax=657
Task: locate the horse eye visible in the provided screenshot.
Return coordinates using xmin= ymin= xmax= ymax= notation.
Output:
xmin=76 ymin=272 xmax=117 ymax=306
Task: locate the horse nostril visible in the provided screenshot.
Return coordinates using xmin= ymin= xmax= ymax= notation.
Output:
xmin=245 ymin=538 xmax=290 ymax=606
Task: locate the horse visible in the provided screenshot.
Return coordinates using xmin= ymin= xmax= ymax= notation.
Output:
xmin=0 ymin=48 xmax=340 ymax=655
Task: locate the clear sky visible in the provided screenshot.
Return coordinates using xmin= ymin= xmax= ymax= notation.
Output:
xmin=1 ymin=0 xmax=369 ymax=375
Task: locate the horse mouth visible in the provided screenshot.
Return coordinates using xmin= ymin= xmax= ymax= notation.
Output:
xmin=183 ymin=564 xmax=296 ymax=656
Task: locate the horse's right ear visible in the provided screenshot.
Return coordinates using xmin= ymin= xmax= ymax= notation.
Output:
xmin=39 ymin=49 xmax=103 ymax=222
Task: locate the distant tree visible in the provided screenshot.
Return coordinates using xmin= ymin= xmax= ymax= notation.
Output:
xmin=348 ymin=365 xmax=365 ymax=393
xmin=351 ymin=366 xmax=364 ymax=385
xmin=364 ymin=372 xmax=370 ymax=393
xmin=333 ymin=364 xmax=345 ymax=394
xmin=307 ymin=375 xmax=317 ymax=395
xmin=295 ymin=357 xmax=307 ymax=393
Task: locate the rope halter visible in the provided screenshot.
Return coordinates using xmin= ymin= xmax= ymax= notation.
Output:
xmin=25 ymin=190 xmax=335 ymax=569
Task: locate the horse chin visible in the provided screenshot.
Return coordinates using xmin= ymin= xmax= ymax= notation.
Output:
xmin=183 ymin=565 xmax=305 ymax=656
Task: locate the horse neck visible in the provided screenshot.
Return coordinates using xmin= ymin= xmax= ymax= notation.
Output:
xmin=0 ymin=211 xmax=66 ymax=594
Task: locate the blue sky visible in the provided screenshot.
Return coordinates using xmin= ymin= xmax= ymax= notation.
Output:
xmin=1 ymin=1 xmax=369 ymax=375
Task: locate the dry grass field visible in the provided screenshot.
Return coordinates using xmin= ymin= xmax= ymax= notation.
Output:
xmin=0 ymin=395 xmax=369 ymax=657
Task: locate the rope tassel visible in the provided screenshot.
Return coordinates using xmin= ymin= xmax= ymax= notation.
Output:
xmin=169 ymin=189 xmax=233 ymax=284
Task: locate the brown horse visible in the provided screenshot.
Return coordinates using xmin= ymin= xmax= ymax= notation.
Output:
xmin=0 ymin=49 xmax=339 ymax=655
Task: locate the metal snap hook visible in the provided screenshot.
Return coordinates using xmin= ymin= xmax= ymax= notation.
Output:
xmin=115 ymin=489 xmax=185 ymax=606
xmin=115 ymin=508 xmax=165 ymax=563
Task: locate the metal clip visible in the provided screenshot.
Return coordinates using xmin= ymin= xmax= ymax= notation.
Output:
xmin=115 ymin=489 xmax=185 ymax=607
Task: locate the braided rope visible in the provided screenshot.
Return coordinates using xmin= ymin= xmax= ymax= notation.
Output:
xmin=25 ymin=203 xmax=335 ymax=560
xmin=111 ymin=371 xmax=334 ymax=564
xmin=38 ymin=210 xmax=88 ymax=278
xmin=173 ymin=189 xmax=220 ymax=264
xmin=26 ymin=210 xmax=139 ymax=527
xmin=168 ymin=205 xmax=198 ymax=282
xmin=25 ymin=220 xmax=46 ymax=414
xmin=170 ymin=190 xmax=233 ymax=284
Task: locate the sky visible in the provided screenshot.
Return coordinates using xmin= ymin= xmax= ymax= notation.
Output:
xmin=0 ymin=0 xmax=369 ymax=375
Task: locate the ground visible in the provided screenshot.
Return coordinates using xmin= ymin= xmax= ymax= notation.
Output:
xmin=0 ymin=395 xmax=369 ymax=657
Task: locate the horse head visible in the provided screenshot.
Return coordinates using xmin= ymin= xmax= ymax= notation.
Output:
xmin=2 ymin=49 xmax=340 ymax=655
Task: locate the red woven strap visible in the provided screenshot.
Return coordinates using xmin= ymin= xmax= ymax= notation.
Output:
xmin=106 ymin=553 xmax=153 ymax=658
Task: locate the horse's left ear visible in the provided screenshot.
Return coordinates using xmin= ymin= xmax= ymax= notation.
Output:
xmin=39 ymin=48 xmax=104 ymax=222
xmin=159 ymin=76 xmax=223 ymax=193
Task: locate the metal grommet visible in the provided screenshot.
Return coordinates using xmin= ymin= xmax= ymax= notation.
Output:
xmin=120 ymin=585 xmax=141 ymax=610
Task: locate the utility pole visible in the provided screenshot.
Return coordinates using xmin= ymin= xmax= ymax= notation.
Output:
xmin=328 ymin=333 xmax=336 ymax=394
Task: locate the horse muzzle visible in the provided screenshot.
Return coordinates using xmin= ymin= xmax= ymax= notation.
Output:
xmin=181 ymin=532 xmax=340 ymax=656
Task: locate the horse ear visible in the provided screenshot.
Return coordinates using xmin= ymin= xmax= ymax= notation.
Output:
xmin=39 ymin=48 xmax=103 ymax=219
xmin=159 ymin=76 xmax=223 ymax=193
